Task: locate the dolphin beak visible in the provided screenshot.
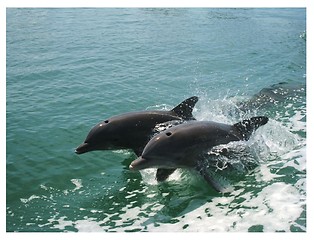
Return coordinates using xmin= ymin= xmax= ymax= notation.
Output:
xmin=129 ymin=156 xmax=148 ymax=171
xmin=75 ymin=142 xmax=91 ymax=154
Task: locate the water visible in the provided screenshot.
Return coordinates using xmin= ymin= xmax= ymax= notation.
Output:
xmin=6 ymin=8 xmax=306 ymax=232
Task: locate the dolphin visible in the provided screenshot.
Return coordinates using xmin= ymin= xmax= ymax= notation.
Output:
xmin=75 ymin=96 xmax=198 ymax=157
xmin=239 ymin=82 xmax=306 ymax=111
xmin=129 ymin=116 xmax=268 ymax=192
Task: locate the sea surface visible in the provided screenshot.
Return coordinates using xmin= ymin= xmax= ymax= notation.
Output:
xmin=6 ymin=8 xmax=306 ymax=232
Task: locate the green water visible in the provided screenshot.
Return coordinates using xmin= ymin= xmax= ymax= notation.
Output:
xmin=6 ymin=8 xmax=306 ymax=232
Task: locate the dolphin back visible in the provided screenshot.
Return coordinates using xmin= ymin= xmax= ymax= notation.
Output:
xmin=232 ymin=116 xmax=268 ymax=141
xmin=170 ymin=96 xmax=198 ymax=120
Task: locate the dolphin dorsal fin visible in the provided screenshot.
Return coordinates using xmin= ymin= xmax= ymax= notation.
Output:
xmin=171 ymin=96 xmax=198 ymax=120
xmin=232 ymin=116 xmax=269 ymax=141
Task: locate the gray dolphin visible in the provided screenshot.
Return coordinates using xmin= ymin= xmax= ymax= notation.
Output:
xmin=129 ymin=116 xmax=268 ymax=192
xmin=75 ymin=96 xmax=198 ymax=156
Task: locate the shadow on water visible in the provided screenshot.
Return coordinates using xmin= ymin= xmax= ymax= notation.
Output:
xmin=139 ymin=180 xmax=220 ymax=226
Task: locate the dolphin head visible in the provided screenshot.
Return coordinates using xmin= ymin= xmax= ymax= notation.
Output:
xmin=129 ymin=125 xmax=196 ymax=171
xmin=75 ymin=119 xmax=125 ymax=154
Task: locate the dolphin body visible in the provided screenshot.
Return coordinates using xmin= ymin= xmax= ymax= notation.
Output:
xmin=129 ymin=116 xmax=268 ymax=192
xmin=75 ymin=97 xmax=198 ymax=173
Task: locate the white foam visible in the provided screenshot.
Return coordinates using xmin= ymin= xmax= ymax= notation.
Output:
xmin=281 ymin=146 xmax=306 ymax=171
xmin=255 ymin=164 xmax=284 ymax=182
xmin=74 ymin=219 xmax=104 ymax=232
xmin=256 ymin=119 xmax=302 ymax=156
xmin=139 ymin=169 xmax=158 ymax=185
xmin=20 ymin=195 xmax=41 ymax=204
xmin=71 ymin=179 xmax=83 ymax=192
xmin=142 ymin=182 xmax=304 ymax=232
xmin=139 ymin=168 xmax=184 ymax=186
xmin=49 ymin=216 xmax=73 ymax=231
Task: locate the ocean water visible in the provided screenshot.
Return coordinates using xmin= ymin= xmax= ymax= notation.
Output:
xmin=6 ymin=8 xmax=306 ymax=232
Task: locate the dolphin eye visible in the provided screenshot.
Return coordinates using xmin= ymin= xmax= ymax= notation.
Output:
xmin=166 ymin=132 xmax=172 ymax=136
xmin=104 ymin=120 xmax=109 ymax=123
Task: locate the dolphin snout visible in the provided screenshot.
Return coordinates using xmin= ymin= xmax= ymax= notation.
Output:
xmin=75 ymin=142 xmax=91 ymax=154
xmin=129 ymin=156 xmax=148 ymax=171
